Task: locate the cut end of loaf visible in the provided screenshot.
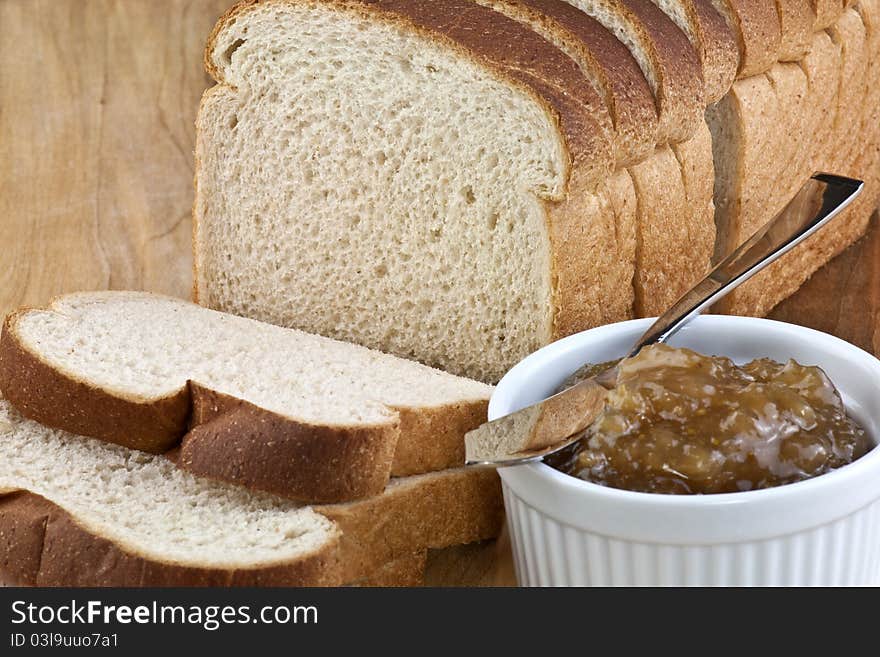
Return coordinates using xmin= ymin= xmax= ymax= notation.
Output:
xmin=197 ymin=0 xmax=575 ymax=382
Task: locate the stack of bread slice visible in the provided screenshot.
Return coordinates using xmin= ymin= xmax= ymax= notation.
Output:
xmin=0 ymin=292 xmax=503 ymax=586
xmin=709 ymin=0 xmax=880 ymax=316
xmin=193 ymin=0 xmax=880 ymax=383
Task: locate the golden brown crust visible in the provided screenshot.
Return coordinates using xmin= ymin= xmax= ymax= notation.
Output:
xmin=0 ymin=491 xmax=342 ymax=586
xmin=317 ymin=467 xmax=503 ymax=583
xmin=629 ymin=145 xmax=702 ymax=317
xmin=712 ymin=3 xmax=880 ymax=318
xmin=608 ymin=0 xmax=704 ymax=144
xmin=181 ymin=385 xmax=399 ymax=503
xmin=192 ymin=85 xmax=236 ymax=309
xmin=683 ymin=0 xmax=739 ymax=102
xmin=549 ymin=167 xmax=637 ymax=339
xmin=0 ymin=492 xmax=48 ymax=585
xmin=0 ymin=308 xmax=398 ymax=504
xmin=669 ymin=120 xmax=716 ymax=296
xmin=390 ymin=400 xmax=488 ymax=477
xmin=346 ymin=550 xmax=426 ymax=586
xmin=0 ymin=314 xmax=190 ymax=454
xmin=551 ymin=0 xmax=703 ymax=144
xmin=707 ymin=1 xmax=831 ymax=74
xmin=776 ymin=0 xmax=816 ymax=61
xmin=359 ymin=0 xmax=615 ymax=183
xmin=812 ymin=0 xmax=846 ymax=29
xmin=711 ymin=0 xmax=782 ymax=78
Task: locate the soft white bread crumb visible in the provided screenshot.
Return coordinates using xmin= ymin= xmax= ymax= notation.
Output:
xmin=196 ymin=1 xmax=566 ymax=382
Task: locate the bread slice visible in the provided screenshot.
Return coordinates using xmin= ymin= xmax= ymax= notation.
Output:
xmin=646 ymin=0 xmax=738 ymax=102
xmin=561 ymin=0 xmax=705 ymax=143
xmin=0 ymin=398 xmax=339 ymax=586
xmin=315 ymin=465 xmax=502 ymax=583
xmin=0 ymin=398 xmax=501 ymax=586
xmin=195 ymin=0 xmax=642 ymax=382
xmin=627 ymin=119 xmax=715 ymax=317
xmin=776 ymin=0 xmax=816 ymax=61
xmin=347 ymin=550 xmax=427 ymax=587
xmin=708 ymin=1 xmax=782 ymax=77
xmin=0 ymin=292 xmax=492 ymax=502
xmin=474 ymin=0 xmax=661 ymax=164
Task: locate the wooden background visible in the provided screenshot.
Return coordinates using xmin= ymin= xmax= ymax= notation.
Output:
xmin=0 ymin=0 xmax=230 ymax=315
xmin=1 ymin=0 xmax=879 ymax=586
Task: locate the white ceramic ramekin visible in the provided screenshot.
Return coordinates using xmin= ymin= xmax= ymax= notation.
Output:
xmin=493 ymin=316 xmax=880 ymax=586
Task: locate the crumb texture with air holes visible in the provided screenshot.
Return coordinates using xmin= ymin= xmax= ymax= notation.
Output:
xmin=11 ymin=292 xmax=492 ymax=427
xmin=0 ymin=397 xmax=336 ymax=567
xmin=195 ymin=2 xmax=566 ymax=382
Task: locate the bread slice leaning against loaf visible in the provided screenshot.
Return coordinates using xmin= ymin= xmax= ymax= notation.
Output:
xmin=0 ymin=398 xmax=502 ymax=586
xmin=0 ymin=292 xmax=492 ymax=503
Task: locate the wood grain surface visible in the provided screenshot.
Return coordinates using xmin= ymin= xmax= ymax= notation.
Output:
xmin=0 ymin=0 xmax=229 ymax=316
xmin=1 ymin=0 xmax=879 ymax=587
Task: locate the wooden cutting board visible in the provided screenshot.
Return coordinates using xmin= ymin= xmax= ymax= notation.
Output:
xmin=2 ymin=0 xmax=879 ymax=586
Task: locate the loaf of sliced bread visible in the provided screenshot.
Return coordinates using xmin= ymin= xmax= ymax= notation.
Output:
xmin=0 ymin=292 xmax=492 ymax=502
xmin=709 ymin=1 xmax=880 ymax=316
xmin=0 ymin=398 xmax=501 ymax=586
xmin=195 ymin=0 xmax=657 ymax=382
xmin=194 ymin=0 xmax=876 ymax=384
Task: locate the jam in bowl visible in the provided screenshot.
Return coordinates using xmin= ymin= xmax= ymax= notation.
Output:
xmin=548 ymin=344 xmax=870 ymax=494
